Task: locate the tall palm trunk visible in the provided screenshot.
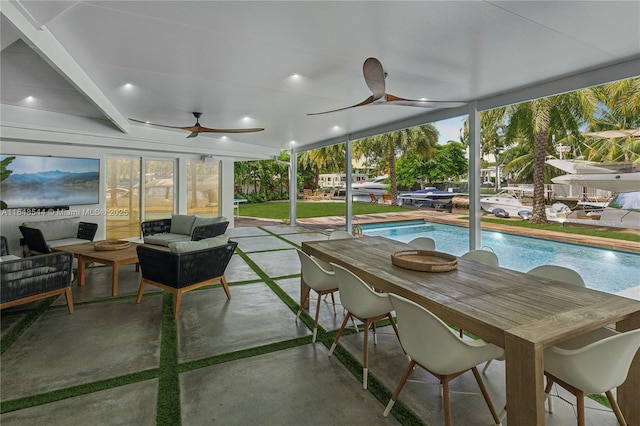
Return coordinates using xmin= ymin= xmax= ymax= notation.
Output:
xmin=531 ymin=128 xmax=549 ymax=224
xmin=388 ymin=152 xmax=399 ymax=206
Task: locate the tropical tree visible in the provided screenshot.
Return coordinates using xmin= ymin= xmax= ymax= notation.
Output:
xmin=354 ymin=124 xmax=438 ymax=205
xmin=504 ymin=90 xmax=597 ymax=223
xmin=298 ymin=143 xmax=346 ymax=189
xmin=581 ymin=78 xmax=640 ymax=162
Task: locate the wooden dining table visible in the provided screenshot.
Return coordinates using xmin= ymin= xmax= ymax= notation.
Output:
xmin=301 ymin=236 xmax=640 ymax=426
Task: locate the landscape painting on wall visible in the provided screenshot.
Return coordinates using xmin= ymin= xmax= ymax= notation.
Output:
xmin=0 ymin=155 xmax=100 ymax=209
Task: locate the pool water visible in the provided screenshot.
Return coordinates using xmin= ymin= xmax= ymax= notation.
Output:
xmin=362 ymin=220 xmax=640 ymax=296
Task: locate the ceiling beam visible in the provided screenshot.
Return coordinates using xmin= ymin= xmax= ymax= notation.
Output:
xmin=1 ymin=1 xmax=130 ymax=133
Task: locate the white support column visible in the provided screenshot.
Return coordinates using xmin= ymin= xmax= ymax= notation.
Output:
xmin=469 ymin=102 xmax=481 ymax=250
xmin=345 ymin=138 xmax=353 ymax=233
xmin=220 ymin=158 xmax=236 ymax=228
xmin=289 ymin=149 xmax=297 ymax=227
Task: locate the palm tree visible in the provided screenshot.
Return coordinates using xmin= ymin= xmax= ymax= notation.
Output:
xmin=581 ymin=78 xmax=640 ymax=162
xmin=505 ymin=90 xmax=597 ymax=223
xmin=298 ymin=144 xmax=346 ymax=189
xmin=354 ymin=125 xmax=438 ymax=205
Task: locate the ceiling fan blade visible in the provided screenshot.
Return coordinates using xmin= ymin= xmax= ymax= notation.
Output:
xmin=129 ymin=118 xmax=193 ymax=130
xmin=186 ymin=131 xmax=199 ymax=138
xmin=197 ymin=126 xmax=265 ymax=133
xmin=307 ymin=95 xmax=375 ymax=115
xmin=363 ymin=57 xmax=386 ymax=100
xmin=386 ymin=94 xmax=466 ymax=108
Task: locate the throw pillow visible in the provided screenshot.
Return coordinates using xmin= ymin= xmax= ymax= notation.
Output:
xmin=170 ymin=214 xmax=196 ymax=235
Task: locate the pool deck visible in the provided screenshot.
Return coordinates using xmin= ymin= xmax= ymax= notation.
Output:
xmin=237 ymin=210 xmax=640 ymax=254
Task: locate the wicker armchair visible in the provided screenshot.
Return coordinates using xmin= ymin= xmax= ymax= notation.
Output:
xmin=19 ymin=221 xmax=98 ymax=255
xmin=136 ymin=241 xmax=238 ymax=318
xmin=1 ymin=251 xmax=74 ymax=313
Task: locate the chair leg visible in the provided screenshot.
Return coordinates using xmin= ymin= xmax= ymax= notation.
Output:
xmin=64 ymin=287 xmax=74 ymax=314
xmin=312 ymin=291 xmax=323 ymax=343
xmin=383 ymin=360 xmax=416 ymax=417
xmin=363 ymin=319 xmax=370 ymax=389
xmin=174 ymin=291 xmax=182 ymax=319
xmin=136 ymin=279 xmax=147 ymax=304
xmin=220 ymin=276 xmax=231 ymax=299
xmin=329 ymin=313 xmax=351 ymax=356
xmin=471 ymin=366 xmax=502 ymax=425
xmin=296 ymin=293 xmax=310 ymax=323
xmin=605 ymin=390 xmax=627 ymax=426
xmin=330 ymin=291 xmax=336 ymax=315
xmin=577 ymin=393 xmax=585 ymax=426
xmin=482 ymin=359 xmax=493 ymax=374
xmin=387 ymin=313 xmax=400 ymax=343
xmin=442 ymin=378 xmax=452 ymax=426
xmin=544 ymin=375 xmax=555 ymax=413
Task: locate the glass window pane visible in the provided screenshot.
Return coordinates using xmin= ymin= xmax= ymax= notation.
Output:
xmin=187 ymin=160 xmax=220 ymax=217
xmin=106 ymin=157 xmax=141 ymax=239
xmin=145 ymin=159 xmax=174 ymax=220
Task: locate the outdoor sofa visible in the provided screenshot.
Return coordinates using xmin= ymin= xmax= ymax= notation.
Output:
xmin=136 ymin=235 xmax=237 ymax=318
xmin=141 ymin=214 xmax=228 ymax=247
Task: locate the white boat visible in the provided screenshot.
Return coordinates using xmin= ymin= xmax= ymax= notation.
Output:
xmin=351 ymin=175 xmax=388 ymax=196
xmin=548 ymin=159 xmax=640 ymax=192
xmin=546 ymin=159 xmax=640 ymax=229
xmin=480 ymin=191 xmax=532 ymax=217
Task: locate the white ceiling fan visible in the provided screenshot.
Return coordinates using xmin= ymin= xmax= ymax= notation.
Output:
xmin=308 ymin=57 xmax=466 ymax=115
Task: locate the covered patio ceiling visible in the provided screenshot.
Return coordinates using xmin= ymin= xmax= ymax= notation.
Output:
xmin=1 ymin=1 xmax=639 ymax=159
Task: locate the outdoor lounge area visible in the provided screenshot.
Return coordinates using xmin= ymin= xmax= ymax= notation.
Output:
xmin=0 ymin=224 xmax=627 ymax=425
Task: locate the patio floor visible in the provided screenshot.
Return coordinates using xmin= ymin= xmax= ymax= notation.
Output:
xmin=0 ymin=223 xmax=623 ymax=425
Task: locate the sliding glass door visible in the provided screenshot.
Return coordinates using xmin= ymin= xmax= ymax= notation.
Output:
xmin=106 ymin=157 xmax=141 ymax=239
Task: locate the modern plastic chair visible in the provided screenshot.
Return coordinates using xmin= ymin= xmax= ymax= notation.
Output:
xmin=544 ymin=328 xmax=640 ymax=426
xmin=408 ymin=237 xmax=436 ymax=251
xmin=296 ymin=250 xmax=338 ymax=343
xmin=460 ymin=249 xmax=499 ymax=267
xmin=328 ymin=263 xmax=400 ymax=389
xmin=483 ymin=264 xmax=585 ymax=373
xmin=383 ymin=293 xmax=504 ymax=426
xmin=328 ymin=230 xmax=354 ymax=240
xmin=527 ymin=264 xmax=585 ymax=287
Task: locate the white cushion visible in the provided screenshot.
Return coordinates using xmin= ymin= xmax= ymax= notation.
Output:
xmin=168 ymin=240 xmax=209 ymax=253
xmin=202 ymin=235 xmax=229 ymax=248
xmin=192 ymin=215 xmax=226 ymax=229
xmin=23 ymin=217 xmax=80 ymax=240
xmin=170 ymin=214 xmax=196 ymax=235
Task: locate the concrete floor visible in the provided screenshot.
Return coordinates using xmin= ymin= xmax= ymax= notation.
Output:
xmin=0 ymin=224 xmax=621 ymax=425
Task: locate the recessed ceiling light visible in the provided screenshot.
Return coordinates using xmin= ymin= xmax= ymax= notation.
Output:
xmin=242 ymin=116 xmax=251 ymax=121
xmin=419 ymin=97 xmax=427 ymax=101
xmin=124 ymin=83 xmax=133 ymax=89
xmin=290 ymin=140 xmax=296 ymax=145
xmin=26 ymin=96 xmax=34 ymax=101
xmin=333 ymin=125 xmax=340 ymax=130
xmin=221 ymin=136 xmax=228 ymax=140
xmin=292 ymin=73 xmax=301 ymax=79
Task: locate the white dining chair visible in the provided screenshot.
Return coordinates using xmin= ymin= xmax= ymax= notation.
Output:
xmin=483 ymin=264 xmax=585 ymax=373
xmin=527 ymin=264 xmax=585 ymax=286
xmin=460 ymin=249 xmax=499 ymax=267
xmin=329 ymin=230 xmax=355 ymax=240
xmin=328 ymin=263 xmax=400 ymax=389
xmin=296 ymin=250 xmax=338 ymax=343
xmin=544 ymin=328 xmax=640 ymax=426
xmin=408 ymin=237 xmax=436 ymax=251
xmin=384 ymin=293 xmax=504 ymax=426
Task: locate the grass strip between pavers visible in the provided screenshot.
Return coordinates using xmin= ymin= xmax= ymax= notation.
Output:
xmin=1 ymin=297 xmax=55 ymax=354
xmin=236 ymin=241 xmax=425 ymax=426
xmin=0 ymin=369 xmax=158 ymax=414
xmin=156 ymin=292 xmax=181 ymax=426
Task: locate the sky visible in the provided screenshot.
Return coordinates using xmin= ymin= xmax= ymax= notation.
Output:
xmin=434 ymin=116 xmax=466 ymax=145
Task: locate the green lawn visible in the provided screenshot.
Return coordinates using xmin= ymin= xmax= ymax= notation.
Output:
xmin=238 ymin=201 xmax=640 ymax=243
xmin=238 ymin=200 xmax=406 ymax=219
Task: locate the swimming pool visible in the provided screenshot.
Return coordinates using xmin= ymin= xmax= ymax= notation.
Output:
xmin=362 ymin=220 xmax=640 ymax=296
